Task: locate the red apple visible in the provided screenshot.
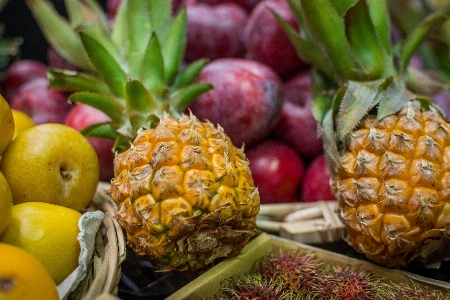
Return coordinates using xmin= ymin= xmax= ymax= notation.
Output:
xmin=0 ymin=59 xmax=48 ymax=102
xmin=184 ymin=2 xmax=248 ymax=62
xmin=189 ymin=58 xmax=284 ymax=147
xmin=10 ymin=77 xmax=72 ymax=125
xmin=272 ymin=71 xmax=323 ymax=158
xmin=246 ymin=139 xmax=304 ymax=204
xmin=244 ymin=0 xmax=308 ymax=78
xmin=65 ymin=104 xmax=115 ymax=182
xmin=300 ymin=154 xmax=335 ymax=202
xmin=197 ymin=0 xmax=259 ymax=12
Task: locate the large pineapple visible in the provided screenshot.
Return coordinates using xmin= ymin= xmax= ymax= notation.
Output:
xmin=278 ymin=0 xmax=450 ymax=267
xmin=28 ymin=0 xmax=260 ymax=271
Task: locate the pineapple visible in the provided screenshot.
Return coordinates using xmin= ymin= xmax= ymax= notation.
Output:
xmin=27 ymin=0 xmax=260 ymax=271
xmin=277 ymin=0 xmax=450 ymax=268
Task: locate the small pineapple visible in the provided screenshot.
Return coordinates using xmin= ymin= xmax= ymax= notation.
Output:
xmin=28 ymin=0 xmax=260 ymax=271
xmin=278 ymin=0 xmax=450 ymax=267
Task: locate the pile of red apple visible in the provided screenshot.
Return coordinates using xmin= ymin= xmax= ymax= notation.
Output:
xmin=0 ymin=0 xmax=337 ymax=204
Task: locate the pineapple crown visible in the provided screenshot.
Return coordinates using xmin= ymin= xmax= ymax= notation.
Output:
xmin=274 ymin=0 xmax=450 ymax=165
xmin=27 ymin=0 xmax=213 ymax=152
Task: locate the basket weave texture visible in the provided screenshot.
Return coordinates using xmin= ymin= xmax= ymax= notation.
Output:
xmin=70 ymin=182 xmax=126 ymax=300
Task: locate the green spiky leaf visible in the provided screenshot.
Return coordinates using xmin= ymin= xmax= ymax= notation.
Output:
xmin=298 ymin=0 xmax=362 ymax=83
xmin=125 ymin=0 xmax=152 ymax=79
xmin=366 ymin=0 xmax=391 ymax=54
xmin=124 ymin=79 xmax=158 ymax=122
xmin=400 ymin=5 xmax=450 ymax=73
xmin=79 ymin=31 xmax=127 ymax=98
xmin=344 ymin=0 xmax=390 ymax=79
xmin=271 ymin=10 xmax=334 ymax=79
xmin=69 ymin=92 xmax=126 ymax=124
xmin=171 ymin=59 xmax=210 ymax=92
xmin=141 ymin=34 xmax=166 ymax=99
xmin=148 ymin=0 xmax=172 ymax=42
xmin=321 ymin=109 xmax=340 ymax=172
xmin=161 ymin=8 xmax=187 ymax=83
xmin=80 ymin=122 xmax=118 ymax=140
xmin=376 ymin=79 xmax=415 ymax=121
xmin=47 ymin=69 xmax=111 ymax=94
xmin=337 ymin=79 xmax=386 ymax=140
xmin=170 ymin=83 xmax=214 ymax=112
xmin=27 ymin=0 xmax=92 ymax=70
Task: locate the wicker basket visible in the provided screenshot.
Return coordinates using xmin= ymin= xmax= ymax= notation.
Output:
xmin=68 ymin=182 xmax=127 ymax=300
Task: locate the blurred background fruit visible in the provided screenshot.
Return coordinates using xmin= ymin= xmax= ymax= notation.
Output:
xmin=245 ymin=139 xmax=304 ymax=204
xmin=0 ymin=243 xmax=59 ymax=300
xmin=11 ymin=109 xmax=34 ymax=139
xmin=189 ymin=58 xmax=284 ymax=147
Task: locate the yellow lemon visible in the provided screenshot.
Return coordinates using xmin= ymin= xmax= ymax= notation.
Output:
xmin=0 ymin=123 xmax=100 ymax=212
xmin=0 ymin=95 xmax=14 ymax=156
xmin=0 ymin=171 xmax=12 ymax=235
xmin=11 ymin=109 xmax=34 ymax=139
xmin=2 ymin=202 xmax=82 ymax=285
xmin=0 ymin=243 xmax=59 ymax=300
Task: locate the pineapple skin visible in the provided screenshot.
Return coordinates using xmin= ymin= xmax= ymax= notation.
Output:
xmin=331 ymin=101 xmax=450 ymax=268
xmin=109 ymin=113 xmax=260 ymax=272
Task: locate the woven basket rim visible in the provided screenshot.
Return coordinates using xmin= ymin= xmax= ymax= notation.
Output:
xmin=78 ymin=182 xmax=126 ymax=300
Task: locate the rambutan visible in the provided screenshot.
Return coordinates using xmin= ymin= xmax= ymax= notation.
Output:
xmin=390 ymin=281 xmax=450 ymax=300
xmin=309 ymin=266 xmax=393 ymax=300
xmin=255 ymin=249 xmax=321 ymax=295
xmin=216 ymin=273 xmax=301 ymax=300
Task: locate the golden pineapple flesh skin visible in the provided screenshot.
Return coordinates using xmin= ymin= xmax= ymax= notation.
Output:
xmin=108 ymin=113 xmax=260 ymax=272
xmin=331 ymin=101 xmax=450 ymax=268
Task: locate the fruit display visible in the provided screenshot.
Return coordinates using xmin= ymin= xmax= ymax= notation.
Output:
xmin=0 ymin=0 xmax=450 ymax=298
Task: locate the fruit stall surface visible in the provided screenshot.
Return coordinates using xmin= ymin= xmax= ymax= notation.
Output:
xmin=2 ymin=0 xmax=450 ymax=299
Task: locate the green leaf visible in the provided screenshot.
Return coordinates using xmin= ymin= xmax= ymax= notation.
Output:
xmin=337 ymin=79 xmax=385 ymax=140
xmin=272 ymin=11 xmax=335 ymax=81
xmin=311 ymin=94 xmax=333 ymax=124
xmin=64 ymin=0 xmax=109 ymax=33
xmin=69 ymin=92 xmax=126 ymax=124
xmin=79 ymin=31 xmax=127 ymax=98
xmin=321 ymin=109 xmax=340 ymax=172
xmin=299 ymin=0 xmax=361 ymax=82
xmin=344 ymin=0 xmax=389 ymax=79
xmin=110 ymin=0 xmax=127 ymax=48
xmin=170 ymin=83 xmax=214 ymax=111
xmin=171 ymin=59 xmax=209 ymax=91
xmin=149 ymin=0 xmax=172 ymax=42
xmin=330 ymin=0 xmax=357 ymax=15
xmin=366 ymin=0 xmax=391 ymax=54
xmin=78 ymin=23 xmax=123 ymax=68
xmin=400 ymin=5 xmax=450 ymax=73
xmin=26 ymin=0 xmax=93 ymax=71
xmin=124 ymin=79 xmax=158 ymax=117
xmin=47 ymin=69 xmax=111 ymax=94
xmin=141 ymin=34 xmax=166 ymax=98
xmin=376 ymin=80 xmax=414 ymax=121
xmin=161 ymin=8 xmax=187 ymax=83
xmin=126 ymin=0 xmax=152 ymax=79
xmin=80 ymin=122 xmax=118 ymax=140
